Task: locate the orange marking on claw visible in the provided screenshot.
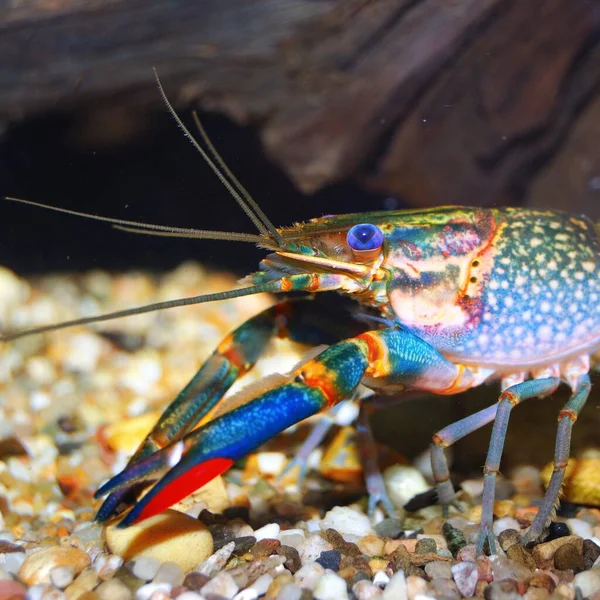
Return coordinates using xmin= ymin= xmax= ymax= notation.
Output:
xmin=356 ymin=332 xmax=389 ymax=378
xmin=280 ymin=278 xmax=293 ymax=292
xmin=297 ymin=360 xmax=339 ymax=407
xmin=132 ymin=457 xmax=233 ymax=524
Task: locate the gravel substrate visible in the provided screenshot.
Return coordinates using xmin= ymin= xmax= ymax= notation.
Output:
xmin=0 ymin=263 xmax=599 ymax=600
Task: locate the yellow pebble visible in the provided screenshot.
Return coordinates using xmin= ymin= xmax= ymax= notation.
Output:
xmin=541 ymin=458 xmax=600 ymax=506
xmin=102 ymin=411 xmax=161 ymax=454
xmin=493 ymin=500 xmax=516 ymax=518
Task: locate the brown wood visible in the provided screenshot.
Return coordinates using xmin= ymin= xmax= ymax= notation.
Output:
xmin=2 ymin=0 xmax=600 ymax=215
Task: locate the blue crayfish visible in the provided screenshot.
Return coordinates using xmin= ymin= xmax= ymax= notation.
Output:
xmin=4 ymin=81 xmax=599 ymax=555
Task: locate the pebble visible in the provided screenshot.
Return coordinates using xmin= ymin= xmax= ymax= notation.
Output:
xmin=374 ymin=519 xmax=403 ymax=540
xmin=196 ymin=541 xmax=235 ymax=576
xmin=296 ymin=535 xmax=334 ymax=563
xmin=414 ymin=538 xmax=437 ymax=554
xmin=506 ymin=544 xmax=537 ymax=571
xmin=313 ymin=571 xmax=348 ymax=600
xmin=276 ymin=582 xmax=303 ymax=600
xmin=383 ymin=465 xmax=429 ymax=510
xmin=316 ymin=550 xmax=341 ymax=571
xmin=584 ymin=539 xmax=600 ymax=569
xmin=353 ymin=579 xmax=383 ymax=600
xmin=153 ymin=561 xmax=184 ymax=586
xmin=233 ymin=536 xmax=257 ymax=555
xmin=200 ymin=571 xmax=239 ymax=599
xmin=553 ymin=542 xmax=584 ymax=571
xmin=275 ymin=546 xmax=302 ymax=574
xmin=358 ymin=535 xmax=385 ymax=557
xmin=294 ymin=562 xmax=325 ymax=591
xmin=95 ymin=578 xmax=134 ymax=600
xmin=254 ymin=523 xmax=281 ymax=542
xmin=131 ymin=557 xmax=161 ymax=581
xmin=405 ymin=575 xmax=428 ymax=600
xmin=373 ymin=570 xmax=390 ymax=588
xmin=49 ymin=565 xmax=75 ymax=589
xmin=105 ymin=510 xmax=213 ymax=572
xmin=451 ymin=561 xmax=478 ymax=597
xmin=547 ymin=522 xmax=571 ymax=541
xmin=19 ymin=546 xmax=91 ymax=585
xmin=441 ymin=522 xmax=466 ymax=556
xmin=250 ymin=573 xmax=274 ymax=596
xmin=573 ymin=568 xmax=600 ymax=597
xmin=492 ymin=516 xmax=521 ymax=537
xmin=382 ymin=570 xmax=407 ymax=600
xmin=135 ymin=581 xmax=171 ymax=600
xmin=321 ymin=507 xmax=374 ymax=538
xmin=532 ymin=535 xmax=584 ymax=568
xmin=424 ymin=560 xmax=452 ymax=579
xmin=278 ymin=529 xmax=305 ymax=549
xmin=430 ymin=578 xmax=460 ymax=600
xmin=489 ymin=554 xmax=532 ymax=581
xmin=566 ymin=518 xmax=593 ymax=539
xmin=250 ymin=539 xmax=281 ymax=558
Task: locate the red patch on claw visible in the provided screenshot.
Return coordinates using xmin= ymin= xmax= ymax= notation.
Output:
xmin=133 ymin=457 xmax=233 ymax=524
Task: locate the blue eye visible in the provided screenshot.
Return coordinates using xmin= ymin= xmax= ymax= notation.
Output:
xmin=346 ymin=224 xmax=384 ymax=252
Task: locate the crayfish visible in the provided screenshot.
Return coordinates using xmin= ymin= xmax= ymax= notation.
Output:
xmin=3 ymin=77 xmax=599 ymax=555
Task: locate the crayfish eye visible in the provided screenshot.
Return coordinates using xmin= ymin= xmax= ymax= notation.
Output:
xmin=346 ymin=224 xmax=384 ymax=261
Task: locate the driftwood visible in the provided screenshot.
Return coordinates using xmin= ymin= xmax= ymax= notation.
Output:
xmin=2 ymin=0 xmax=600 ymax=217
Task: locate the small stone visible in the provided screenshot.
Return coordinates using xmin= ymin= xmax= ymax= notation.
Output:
xmin=506 ymin=545 xmax=536 ymax=571
xmin=19 ymin=546 xmax=91 ymax=585
xmin=553 ymin=542 xmax=584 ymax=571
xmin=492 ymin=517 xmax=521 ymax=537
xmin=254 ymin=523 xmax=280 ymax=541
xmin=424 ymin=560 xmax=452 ymax=579
xmin=278 ymin=529 xmax=305 ymax=549
xmin=410 ymin=551 xmax=450 ymax=567
xmin=442 ymin=522 xmax=466 ymax=556
xmin=489 ymin=554 xmax=532 ymax=581
xmin=374 ymin=519 xmax=403 ymax=540
xmin=498 ymin=529 xmax=521 ymax=552
xmin=276 ymin=583 xmax=303 ymax=600
xmin=249 ymin=573 xmax=274 ymax=596
xmin=430 ymin=578 xmax=460 ymax=600
xmin=369 ymin=558 xmax=389 ymax=572
xmin=105 ymin=509 xmax=213 ymax=572
xmin=316 ymin=550 xmax=341 ymax=571
xmin=153 ymin=561 xmax=184 ymax=586
xmin=267 ymin=573 xmax=294 ymax=598
xmin=528 ymin=572 xmax=556 ymax=592
xmin=182 ymin=571 xmax=210 ymax=591
xmin=296 ymin=535 xmax=334 ymax=563
xmin=383 ymin=465 xmax=429 ymax=510
xmin=321 ymin=507 xmax=374 ymax=538
xmin=532 ymin=535 xmax=584 ymax=569
xmin=382 ymin=570 xmax=407 ymax=600
xmin=547 ymin=522 xmax=571 ymax=541
xmin=414 ymin=538 xmax=437 ymax=554
xmin=389 ymin=544 xmax=410 ymax=572
xmin=313 ymin=571 xmax=349 ymax=600
xmin=452 ymin=561 xmax=478 ymax=597
xmin=437 ymin=548 xmax=453 ymax=560
xmin=0 ymin=540 xmax=24 ymax=554
xmin=276 ymin=546 xmax=302 ymax=574
xmin=250 ymin=539 xmax=281 ymax=558
xmin=358 ymin=535 xmax=385 ymax=557
xmin=484 ymin=580 xmax=520 ymax=600
xmin=323 ymin=529 xmax=361 ymax=556
xmin=201 ymin=571 xmax=239 ymax=598
xmin=233 ymin=536 xmax=257 ymax=556
xmin=405 ymin=575 xmax=427 ymax=599
xmin=196 ymin=541 xmax=235 ymax=576
xmin=294 ymin=562 xmax=325 ymax=591
xmin=353 ymin=579 xmax=383 ymax=600
xmin=96 ymin=578 xmax=133 ymax=600
xmin=583 ymin=539 xmax=600 ymax=570
xmin=573 ymin=569 xmax=600 ymax=597
xmin=209 ymin=524 xmax=236 ymax=551
xmin=131 ymin=556 xmax=161 ymax=581
xmin=50 ymin=564 xmax=75 ymax=589
xmin=455 ymin=544 xmax=476 ymax=563
xmin=566 ymin=518 xmax=593 ymax=539
xmin=135 ymin=581 xmax=172 ymax=600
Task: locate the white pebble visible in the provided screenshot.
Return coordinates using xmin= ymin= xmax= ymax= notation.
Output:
xmin=95 ymin=578 xmax=133 ymax=600
xmin=294 ymin=562 xmax=325 ymax=591
xmin=383 ymin=465 xmax=429 ymax=509
xmin=451 ymin=561 xmax=478 ymax=598
xmin=135 ymin=582 xmax=172 ymax=600
xmin=406 ymin=575 xmax=428 ymax=600
xmin=233 ymin=588 xmax=259 ymax=600
xmin=278 ymin=529 xmax=305 ymax=549
xmin=3 ymin=552 xmax=26 ymax=575
xmin=296 ymin=535 xmax=333 ymax=564
xmin=175 ymin=593 xmax=204 ymax=600
xmin=566 ymin=518 xmax=593 ymax=539
xmin=277 ymin=583 xmax=303 ymax=600
xmin=373 ymin=570 xmax=390 ymax=588
xmin=306 ymin=519 xmax=322 ymax=533
xmin=353 ymin=579 xmax=383 ymax=600
xmin=196 ymin=541 xmax=235 ymax=576
xmin=382 ymin=570 xmax=407 ymax=600
xmin=254 ymin=522 xmax=280 ymax=541
xmin=153 ymin=561 xmax=184 ymax=586
xmin=257 ymin=452 xmax=287 ymax=476
xmin=131 ymin=556 xmax=161 ymax=581
xmin=573 ymin=569 xmax=600 ymax=597
xmin=492 ymin=517 xmax=521 ymax=537
xmin=201 ymin=571 xmax=239 ymax=599
xmin=249 ymin=573 xmax=273 ymax=596
xmin=321 ymin=506 xmax=374 ymax=538
xmin=49 ymin=565 xmax=75 ymax=589
xmin=313 ymin=570 xmax=349 ymax=600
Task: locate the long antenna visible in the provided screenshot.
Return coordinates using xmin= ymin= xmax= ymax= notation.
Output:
xmin=191 ymin=112 xmax=284 ymax=247
xmin=4 ymin=197 xmax=265 ymax=243
xmin=153 ymin=69 xmax=283 ymax=247
xmin=0 ymin=281 xmax=282 ymax=342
